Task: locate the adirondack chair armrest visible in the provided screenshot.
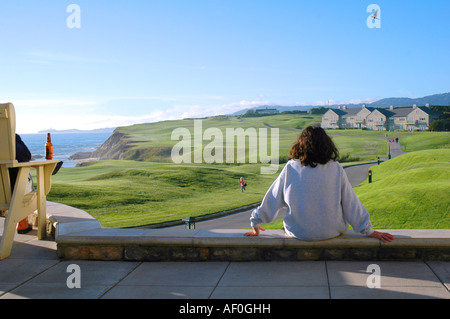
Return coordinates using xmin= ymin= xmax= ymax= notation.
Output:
xmin=5 ymin=160 xmax=60 ymax=196
xmin=5 ymin=159 xmax=60 ymax=168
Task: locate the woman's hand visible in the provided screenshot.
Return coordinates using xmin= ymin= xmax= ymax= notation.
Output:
xmin=244 ymin=226 xmax=266 ymax=237
xmin=369 ymin=230 xmax=395 ymax=243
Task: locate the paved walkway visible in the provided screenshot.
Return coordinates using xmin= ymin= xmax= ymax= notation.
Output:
xmin=0 ymin=229 xmax=448 ymax=299
xmin=1 ymin=140 xmax=449 ymax=300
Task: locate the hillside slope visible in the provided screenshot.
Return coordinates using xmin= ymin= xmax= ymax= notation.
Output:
xmin=262 ymin=149 xmax=449 ymax=230
xmin=354 ymin=149 xmax=449 ymax=229
xmin=91 ymin=114 xmax=322 ymax=162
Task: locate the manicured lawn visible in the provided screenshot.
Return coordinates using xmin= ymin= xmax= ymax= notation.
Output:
xmin=100 ymin=115 xmax=391 ymax=164
xmin=327 ymin=129 xmax=449 ymax=152
xmin=110 ymin=114 xmax=320 ymax=163
xmin=354 ymin=149 xmax=449 ymax=229
xmin=48 ymin=161 xmax=279 ymax=228
xmin=261 ymin=149 xmax=449 ymax=230
xmin=46 ymin=115 xmax=450 ymax=229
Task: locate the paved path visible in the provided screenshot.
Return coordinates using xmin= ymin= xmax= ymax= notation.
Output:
xmin=0 ymin=230 xmax=448 ymax=300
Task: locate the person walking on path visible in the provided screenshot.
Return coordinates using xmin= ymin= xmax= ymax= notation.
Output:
xmin=239 ymin=177 xmax=246 ymax=192
xmin=244 ymin=126 xmax=394 ymax=243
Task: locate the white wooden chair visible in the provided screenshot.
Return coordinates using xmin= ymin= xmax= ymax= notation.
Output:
xmin=0 ymin=103 xmax=60 ymax=259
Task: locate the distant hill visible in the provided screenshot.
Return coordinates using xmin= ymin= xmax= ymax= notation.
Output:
xmin=369 ymin=92 xmax=450 ymax=108
xmin=231 ymin=105 xmax=310 ymax=115
xmin=38 ymin=127 xmax=116 ymax=134
xmin=230 ymin=92 xmax=450 ymax=115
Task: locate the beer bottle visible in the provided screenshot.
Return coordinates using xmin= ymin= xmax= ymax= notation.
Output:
xmin=45 ymin=133 xmax=53 ymax=160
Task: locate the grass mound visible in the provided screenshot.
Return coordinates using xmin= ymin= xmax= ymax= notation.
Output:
xmin=261 ymin=149 xmax=449 ymax=230
xmin=354 ymin=149 xmax=449 ymax=229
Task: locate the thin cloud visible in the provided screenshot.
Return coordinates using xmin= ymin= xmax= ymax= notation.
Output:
xmin=23 ymin=50 xmax=117 ymax=65
xmin=14 ymin=98 xmax=99 ymax=108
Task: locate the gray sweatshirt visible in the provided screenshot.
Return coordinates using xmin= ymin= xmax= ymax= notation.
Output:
xmin=250 ymin=159 xmax=374 ymax=240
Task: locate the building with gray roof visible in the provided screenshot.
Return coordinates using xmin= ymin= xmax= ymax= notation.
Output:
xmin=321 ymin=104 xmax=442 ymax=131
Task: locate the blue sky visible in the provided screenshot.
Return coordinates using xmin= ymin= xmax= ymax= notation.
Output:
xmin=1 ymin=0 xmax=449 ymax=133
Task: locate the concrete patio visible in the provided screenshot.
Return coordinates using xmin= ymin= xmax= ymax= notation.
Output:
xmin=0 ymin=234 xmax=448 ymax=299
xmin=0 ymin=202 xmax=449 ymax=299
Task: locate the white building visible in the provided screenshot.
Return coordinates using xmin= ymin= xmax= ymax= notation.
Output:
xmin=321 ymin=104 xmax=442 ymax=131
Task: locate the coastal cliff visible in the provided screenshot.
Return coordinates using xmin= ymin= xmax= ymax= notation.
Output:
xmin=91 ymin=131 xmax=131 ymax=160
xmin=69 ymin=130 xmax=131 ymax=161
xmin=70 ymin=129 xmax=173 ymax=162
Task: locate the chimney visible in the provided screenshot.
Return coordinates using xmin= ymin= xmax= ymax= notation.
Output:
xmin=413 ymin=104 xmax=417 ymax=109
xmin=425 ymin=103 xmax=430 ymax=108
xmin=338 ymin=106 xmax=341 ymax=110
xmin=342 ymin=105 xmax=347 ymax=110
xmin=362 ymin=104 xmax=366 ymax=109
xmin=389 ymin=105 xmax=394 ymax=110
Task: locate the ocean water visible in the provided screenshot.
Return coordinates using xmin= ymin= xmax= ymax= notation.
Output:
xmin=19 ymin=133 xmax=111 ymax=168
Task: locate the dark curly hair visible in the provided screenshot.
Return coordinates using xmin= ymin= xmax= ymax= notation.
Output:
xmin=289 ymin=126 xmax=339 ymax=168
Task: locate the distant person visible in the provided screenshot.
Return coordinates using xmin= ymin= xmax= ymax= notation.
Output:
xmin=239 ymin=177 xmax=246 ymax=192
xmin=244 ymin=126 xmax=394 ymax=243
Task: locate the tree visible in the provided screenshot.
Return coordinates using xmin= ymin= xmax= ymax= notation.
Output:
xmin=242 ymin=109 xmax=256 ymax=117
xmin=429 ymin=120 xmax=444 ymax=131
xmin=309 ymin=107 xmax=330 ymax=115
xmin=430 ymin=105 xmax=450 ymax=120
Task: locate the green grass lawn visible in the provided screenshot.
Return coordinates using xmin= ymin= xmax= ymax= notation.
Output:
xmin=327 ymin=129 xmax=449 ymax=152
xmin=261 ymin=149 xmax=449 ymax=230
xmin=106 ymin=114 xmax=320 ymax=163
xmin=354 ymin=149 xmax=450 ymax=229
xmin=98 ymin=114 xmax=390 ymax=164
xmin=48 ymin=161 xmax=279 ymax=228
xmin=46 ymin=115 xmax=450 ymax=229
